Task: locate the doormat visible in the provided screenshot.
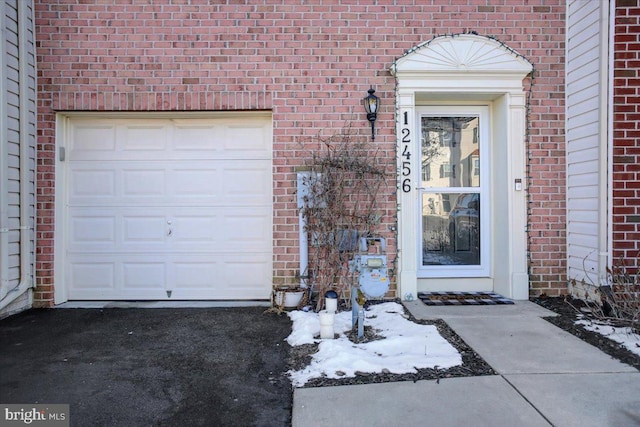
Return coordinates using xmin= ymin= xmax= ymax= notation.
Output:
xmin=418 ymin=291 xmax=514 ymax=306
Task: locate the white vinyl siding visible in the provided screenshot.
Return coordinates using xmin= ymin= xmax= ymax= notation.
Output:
xmin=0 ymin=0 xmax=36 ymax=316
xmin=5 ymin=0 xmax=22 ymax=289
xmin=566 ymin=0 xmax=608 ymax=283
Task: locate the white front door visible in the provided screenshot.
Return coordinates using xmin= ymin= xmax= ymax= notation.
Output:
xmin=417 ymin=106 xmax=490 ymax=279
xmin=60 ymin=114 xmax=273 ymax=300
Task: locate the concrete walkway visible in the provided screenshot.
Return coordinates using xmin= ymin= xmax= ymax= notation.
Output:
xmin=292 ymin=301 xmax=640 ymax=427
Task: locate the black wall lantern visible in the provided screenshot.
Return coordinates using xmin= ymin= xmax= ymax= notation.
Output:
xmin=363 ymin=87 xmax=379 ymax=141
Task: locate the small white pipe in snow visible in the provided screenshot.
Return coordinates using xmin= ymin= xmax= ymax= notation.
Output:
xmin=318 ymin=310 xmax=335 ymax=339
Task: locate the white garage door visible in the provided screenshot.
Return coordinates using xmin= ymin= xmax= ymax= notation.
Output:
xmin=63 ymin=115 xmax=273 ymax=300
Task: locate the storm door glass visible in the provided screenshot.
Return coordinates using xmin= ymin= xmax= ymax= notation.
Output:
xmin=419 ymin=110 xmax=487 ymax=273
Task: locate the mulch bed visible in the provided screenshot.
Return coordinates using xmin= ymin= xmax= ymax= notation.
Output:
xmin=532 ymin=295 xmax=640 ymax=371
xmin=288 ymin=302 xmax=496 ymax=388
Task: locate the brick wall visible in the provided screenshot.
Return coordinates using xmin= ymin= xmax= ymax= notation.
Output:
xmin=613 ymin=0 xmax=640 ymax=273
xmin=34 ymin=0 xmax=566 ymax=305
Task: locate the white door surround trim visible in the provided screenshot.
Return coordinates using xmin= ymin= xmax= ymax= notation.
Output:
xmin=391 ymin=34 xmax=533 ymax=300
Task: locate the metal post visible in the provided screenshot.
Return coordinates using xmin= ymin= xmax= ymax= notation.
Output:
xmin=351 ymin=286 xmax=365 ymax=341
xmin=352 ymin=286 xmax=358 ymax=329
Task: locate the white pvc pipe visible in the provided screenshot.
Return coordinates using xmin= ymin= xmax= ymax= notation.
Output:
xmin=299 ymin=211 xmax=308 ymax=287
xmin=297 ymin=171 xmax=310 ymax=288
xmin=318 ymin=310 xmax=335 ymax=339
xmin=325 ymin=297 xmax=337 ymax=312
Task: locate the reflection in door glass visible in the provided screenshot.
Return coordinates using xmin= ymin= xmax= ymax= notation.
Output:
xmin=421 ymin=115 xmax=482 ymax=267
xmin=421 ymin=192 xmax=480 ymax=266
xmin=421 ymin=117 xmax=480 ymax=188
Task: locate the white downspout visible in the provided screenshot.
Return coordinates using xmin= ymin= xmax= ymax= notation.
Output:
xmin=18 ymin=0 xmax=35 ymax=297
xmin=604 ymin=0 xmax=615 ymax=277
xmin=0 ymin=0 xmax=35 ymax=311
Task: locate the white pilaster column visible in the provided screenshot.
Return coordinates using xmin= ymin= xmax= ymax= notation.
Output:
xmin=396 ymin=90 xmax=418 ymax=300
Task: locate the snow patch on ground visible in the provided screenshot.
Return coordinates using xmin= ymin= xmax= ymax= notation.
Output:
xmin=576 ymin=319 xmax=640 ymax=357
xmin=286 ymin=302 xmax=462 ymax=387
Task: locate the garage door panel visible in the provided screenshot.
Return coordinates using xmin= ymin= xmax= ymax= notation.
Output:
xmin=169 ymin=210 xmax=269 ymax=251
xmin=71 ymin=124 xmax=117 ymax=153
xmin=123 ymin=262 xmax=165 ymax=289
xmin=70 ymin=169 xmax=116 ymax=198
xmin=69 ymin=261 xmax=115 ymax=290
xmin=170 ymin=215 xmax=218 ymax=243
xmin=69 ymin=161 xmax=270 ymax=206
xmin=71 ymin=262 xmax=115 ymax=289
xmin=223 ymin=164 xmax=272 ymax=202
xmin=221 ymin=254 xmax=272 ymax=298
xmin=69 ymin=254 xmax=271 ymax=300
xmin=70 ymin=215 xmax=116 ymax=244
xmin=172 ymin=169 xmax=219 ymax=196
xmin=69 ymin=119 xmax=271 ymax=161
xmin=223 ymin=213 xmax=271 ymax=250
xmin=69 ymin=256 xmax=166 ymax=298
xmin=169 ymin=253 xmax=272 ymax=299
xmin=172 ymin=261 xmax=220 ymax=289
xmin=123 ymin=215 xmax=167 ymax=243
xmin=70 ymin=208 xmax=271 ymax=250
xmin=123 ymin=125 xmax=170 ymax=151
xmin=122 ymin=169 xmax=166 ymax=197
xmin=64 ymin=115 xmax=273 ymax=300
xmin=224 ymin=124 xmax=271 ymax=153
xmin=68 ymin=208 xmax=168 ymax=250
xmin=173 ymin=124 xmax=223 ymax=150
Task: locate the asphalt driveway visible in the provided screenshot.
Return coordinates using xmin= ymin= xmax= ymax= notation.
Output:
xmin=0 ymin=307 xmax=292 ymax=426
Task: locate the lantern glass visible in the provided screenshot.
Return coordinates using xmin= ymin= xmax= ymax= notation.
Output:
xmin=363 ymin=88 xmax=378 ymax=115
xmin=363 ymin=87 xmax=379 ymax=140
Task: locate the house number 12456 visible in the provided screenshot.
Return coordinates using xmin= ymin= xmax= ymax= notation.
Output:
xmin=401 ymin=111 xmax=411 ymax=193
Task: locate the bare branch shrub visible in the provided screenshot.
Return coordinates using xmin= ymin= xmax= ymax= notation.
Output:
xmin=299 ymin=125 xmax=389 ymax=311
xmin=570 ymin=255 xmax=640 ymax=334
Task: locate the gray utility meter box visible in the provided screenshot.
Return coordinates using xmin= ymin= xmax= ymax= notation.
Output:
xmin=350 ymin=237 xmax=388 ymax=340
xmin=355 ymin=255 xmax=388 ymax=298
